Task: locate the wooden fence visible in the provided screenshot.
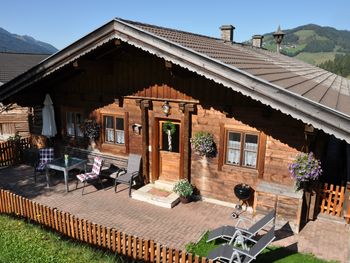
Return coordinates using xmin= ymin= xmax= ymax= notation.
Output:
xmin=0 ymin=189 xmax=210 ymax=263
xmin=0 ymin=137 xmax=31 ymax=167
xmin=318 ymin=183 xmax=345 ymax=217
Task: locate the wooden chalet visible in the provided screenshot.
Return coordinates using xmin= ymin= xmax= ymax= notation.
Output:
xmin=0 ymin=52 xmax=49 ymax=140
xmin=1 ymin=19 xmax=350 ymax=232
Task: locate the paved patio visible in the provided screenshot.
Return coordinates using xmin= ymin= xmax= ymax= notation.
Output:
xmin=0 ymin=164 xmax=349 ymax=262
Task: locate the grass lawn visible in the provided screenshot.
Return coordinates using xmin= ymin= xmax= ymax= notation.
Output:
xmin=185 ymin=232 xmax=338 ymax=263
xmin=0 ymin=214 xmax=128 ymax=263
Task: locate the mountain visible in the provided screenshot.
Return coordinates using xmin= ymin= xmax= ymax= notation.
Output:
xmin=258 ymin=24 xmax=350 ymax=78
xmin=261 ymin=24 xmax=350 ymax=63
xmin=0 ymin=27 xmax=58 ymax=54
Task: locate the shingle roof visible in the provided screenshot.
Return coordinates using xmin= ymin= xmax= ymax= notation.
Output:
xmin=0 ymin=19 xmax=349 ymax=142
xmin=122 ymin=19 xmax=350 ymax=116
xmin=0 ymin=52 xmax=49 ymax=83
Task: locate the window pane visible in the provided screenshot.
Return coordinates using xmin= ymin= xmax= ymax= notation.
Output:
xmin=227 ymin=149 xmax=240 ymax=165
xmin=228 ymin=132 xmax=241 ymax=149
xmin=244 ymin=134 xmax=258 ymax=151
xmin=116 ymin=117 xmax=124 ymax=130
xmin=115 ymin=130 xmax=125 ymax=144
xmin=161 ymin=122 xmax=180 ymax=153
xmin=104 ymin=116 xmax=114 ymax=143
xmin=66 ymin=112 xmax=75 ymax=136
xmin=227 ymin=132 xmax=241 ymax=164
xmin=243 ymin=151 xmax=257 ymax=167
xmin=75 ymin=113 xmax=84 ymax=137
xmin=243 ymin=134 xmax=258 ymax=167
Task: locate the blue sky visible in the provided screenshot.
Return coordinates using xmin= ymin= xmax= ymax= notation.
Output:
xmin=1 ymin=0 xmax=349 ymax=50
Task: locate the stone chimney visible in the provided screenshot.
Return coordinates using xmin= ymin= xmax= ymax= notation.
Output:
xmin=252 ymin=35 xmax=264 ymax=48
xmin=220 ymin=25 xmax=235 ymax=42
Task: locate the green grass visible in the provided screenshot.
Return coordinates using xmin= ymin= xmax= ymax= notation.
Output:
xmin=186 ymin=232 xmax=337 ymax=263
xmin=295 ymin=52 xmax=340 ymax=65
xmin=0 ymin=214 xmax=126 ymax=263
xmin=294 ymin=30 xmax=328 ymax=43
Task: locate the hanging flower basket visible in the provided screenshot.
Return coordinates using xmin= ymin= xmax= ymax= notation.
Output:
xmin=81 ymin=120 xmax=100 ymax=140
xmin=190 ymin=131 xmax=216 ymax=157
xmin=288 ymin=152 xmax=322 ymax=192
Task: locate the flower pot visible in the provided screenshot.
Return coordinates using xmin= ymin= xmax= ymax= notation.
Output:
xmin=179 ymin=196 xmax=191 ymax=204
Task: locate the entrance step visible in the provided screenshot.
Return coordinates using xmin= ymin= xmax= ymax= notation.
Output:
xmin=132 ymin=183 xmax=179 ymax=208
xmin=154 ymin=180 xmax=177 ymax=192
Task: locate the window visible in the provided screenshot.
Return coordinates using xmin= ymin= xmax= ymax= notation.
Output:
xmin=103 ymin=115 xmax=125 ymax=145
xmin=66 ymin=112 xmax=83 ymax=137
xmin=226 ymin=131 xmax=259 ymax=168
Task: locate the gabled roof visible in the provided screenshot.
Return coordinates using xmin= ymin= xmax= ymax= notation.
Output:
xmin=0 ymin=52 xmax=49 ymax=84
xmin=0 ymin=18 xmax=349 ymax=142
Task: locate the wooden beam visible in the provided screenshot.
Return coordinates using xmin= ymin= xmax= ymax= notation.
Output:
xmin=140 ymin=100 xmax=150 ymax=183
xmin=183 ymin=104 xmax=195 ymax=181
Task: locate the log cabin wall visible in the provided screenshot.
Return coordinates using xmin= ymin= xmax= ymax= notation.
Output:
xmin=8 ymin=43 xmax=306 ymax=204
xmin=0 ymin=105 xmax=30 ymax=140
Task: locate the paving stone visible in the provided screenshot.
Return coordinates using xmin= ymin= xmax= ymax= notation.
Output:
xmin=0 ymin=165 xmax=349 ymax=262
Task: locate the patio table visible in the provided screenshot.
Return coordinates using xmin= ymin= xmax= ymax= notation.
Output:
xmin=46 ymin=157 xmax=87 ymax=192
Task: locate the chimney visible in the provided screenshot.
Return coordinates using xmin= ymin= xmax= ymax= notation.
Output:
xmin=252 ymin=35 xmax=264 ymax=48
xmin=220 ymin=25 xmax=235 ymax=42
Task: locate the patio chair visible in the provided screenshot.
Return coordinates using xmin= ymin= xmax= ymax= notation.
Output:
xmin=113 ymin=154 xmax=141 ymax=197
xmin=75 ymin=156 xmax=104 ymax=195
xmin=208 ymin=226 xmax=275 ymax=263
xmin=207 ymin=209 xmax=275 ymax=243
xmin=34 ymin=147 xmax=54 ymax=183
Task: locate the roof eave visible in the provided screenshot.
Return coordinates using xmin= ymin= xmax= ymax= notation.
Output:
xmin=0 ymin=18 xmax=349 ymax=143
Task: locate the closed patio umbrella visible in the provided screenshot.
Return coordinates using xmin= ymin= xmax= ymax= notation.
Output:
xmin=41 ymin=94 xmax=57 ymax=138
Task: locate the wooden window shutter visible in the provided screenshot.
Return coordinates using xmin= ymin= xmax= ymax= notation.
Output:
xmin=124 ymin=112 xmax=129 ymax=154
xmin=218 ymin=123 xmax=225 ymax=171
xmin=258 ymin=132 xmax=267 ymax=178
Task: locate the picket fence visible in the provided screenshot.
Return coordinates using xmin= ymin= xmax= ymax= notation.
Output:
xmin=0 ymin=189 xmax=211 ymax=263
xmin=318 ymin=183 xmax=345 ymax=217
xmin=0 ymin=138 xmax=31 ymax=167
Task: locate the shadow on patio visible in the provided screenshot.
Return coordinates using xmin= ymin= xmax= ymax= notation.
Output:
xmin=0 ymin=164 xmax=348 ymax=262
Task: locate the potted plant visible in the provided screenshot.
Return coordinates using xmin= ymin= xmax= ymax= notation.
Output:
xmin=288 ymin=152 xmax=322 ymax=192
xmin=173 ymin=179 xmax=193 ymax=204
xmin=288 ymin=152 xmax=322 ymax=221
xmin=190 ymin=131 xmax=216 ymax=157
xmin=81 ymin=120 xmax=100 ymax=150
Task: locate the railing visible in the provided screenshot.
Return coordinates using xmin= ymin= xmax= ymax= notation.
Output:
xmin=318 ymin=183 xmax=345 ymax=217
xmin=0 ymin=189 xmax=210 ymax=263
xmin=0 ymin=137 xmax=31 ymax=167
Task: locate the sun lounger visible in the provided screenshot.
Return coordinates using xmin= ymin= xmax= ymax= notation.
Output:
xmin=208 ymin=226 xmax=275 ymax=263
xmin=207 ymin=209 xmax=275 ymax=243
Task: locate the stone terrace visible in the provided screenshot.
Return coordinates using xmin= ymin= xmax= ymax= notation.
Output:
xmin=0 ymin=165 xmax=349 ymax=262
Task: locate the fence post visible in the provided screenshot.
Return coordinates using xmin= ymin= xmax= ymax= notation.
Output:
xmin=342 ymin=182 xmax=350 ymax=217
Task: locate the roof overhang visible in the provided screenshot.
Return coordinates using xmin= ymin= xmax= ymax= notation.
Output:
xmin=1 ymin=18 xmax=350 ymax=143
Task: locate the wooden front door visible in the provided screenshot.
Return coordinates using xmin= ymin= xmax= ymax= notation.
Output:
xmin=158 ymin=120 xmax=181 ymax=181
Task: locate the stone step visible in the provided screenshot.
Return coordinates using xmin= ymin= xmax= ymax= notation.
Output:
xmin=132 ymin=183 xmax=179 ymax=209
xmin=154 ymin=180 xmax=177 ymax=192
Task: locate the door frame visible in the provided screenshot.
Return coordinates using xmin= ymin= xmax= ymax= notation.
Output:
xmin=151 ymin=114 xmax=184 ymax=182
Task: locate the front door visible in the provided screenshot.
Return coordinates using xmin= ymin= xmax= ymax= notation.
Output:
xmin=158 ymin=120 xmax=181 ymax=181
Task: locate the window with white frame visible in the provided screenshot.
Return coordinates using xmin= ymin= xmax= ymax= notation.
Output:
xmin=226 ymin=131 xmax=259 ymax=168
xmin=66 ymin=112 xmax=84 ymax=137
xmin=103 ymin=115 xmax=124 ymax=145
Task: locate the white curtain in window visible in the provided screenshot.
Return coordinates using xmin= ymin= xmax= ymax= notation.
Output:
xmin=116 ymin=130 xmax=124 ymax=144
xmin=228 ymin=140 xmax=240 ymax=148
xmin=227 ymin=149 xmax=240 ymax=164
xmin=245 ymin=142 xmax=257 ymax=151
xmin=106 ymin=128 xmax=114 ymax=142
xmin=244 ymin=151 xmax=257 ymax=167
